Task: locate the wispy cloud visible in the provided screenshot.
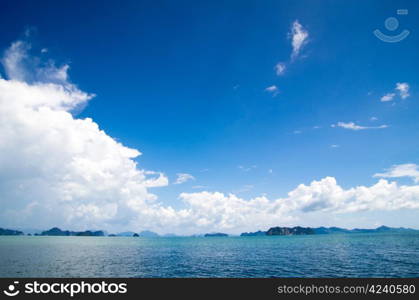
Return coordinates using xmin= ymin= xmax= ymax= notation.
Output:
xmin=381 ymin=93 xmax=395 ymax=102
xmin=274 ymin=62 xmax=286 ymax=76
xmin=290 ymin=20 xmax=309 ymax=60
xmin=265 ymin=85 xmax=279 ymax=96
xmin=238 ymin=165 xmax=257 ymax=172
xmin=374 ymin=164 xmax=419 ymax=183
xmin=396 ymin=82 xmax=410 ymax=99
xmin=1 ymin=40 xmax=74 ymax=85
xmin=174 ymin=173 xmax=195 ymax=184
xmin=331 ymin=122 xmax=388 ymax=130
xmin=381 ymin=82 xmax=410 ymax=102
xmin=271 ymin=20 xmax=309 ymax=78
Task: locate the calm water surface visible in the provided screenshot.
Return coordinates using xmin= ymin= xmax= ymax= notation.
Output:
xmin=1 ymin=233 xmax=418 ymax=277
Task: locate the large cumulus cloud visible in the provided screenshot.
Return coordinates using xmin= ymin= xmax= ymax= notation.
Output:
xmin=0 ymin=40 xmax=169 ymax=231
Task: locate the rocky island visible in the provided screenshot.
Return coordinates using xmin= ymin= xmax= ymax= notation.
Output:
xmin=0 ymin=228 xmax=24 ymax=236
xmin=40 ymin=227 xmax=105 ymax=236
xmin=267 ymin=226 xmax=315 ymax=235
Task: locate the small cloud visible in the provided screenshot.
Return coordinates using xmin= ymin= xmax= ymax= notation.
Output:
xmin=275 ymin=62 xmax=286 ymax=76
xmin=331 ymin=122 xmax=388 ymax=131
xmin=174 ymin=173 xmax=195 ymax=184
xmin=265 ymin=85 xmax=277 ymax=92
xmin=265 ymin=85 xmax=279 ymax=97
xmin=233 ymin=85 xmax=240 ymax=90
xmin=290 ymin=20 xmax=309 ymax=60
xmin=381 ymin=82 xmax=410 ymax=102
xmin=330 ymin=144 xmax=340 ymax=148
xmin=374 ymin=163 xmax=419 ymax=183
xmin=313 ymin=125 xmax=321 ymax=129
xmin=370 ymin=117 xmax=378 ymax=121
xmin=238 ymin=165 xmax=257 ymax=172
xmin=41 ymin=48 xmax=48 ymax=53
xmin=293 ymin=130 xmax=302 ymax=134
xmin=381 ymin=93 xmax=395 ymax=102
xmin=268 ymin=169 xmax=273 ymax=174
xmin=396 ymin=82 xmax=410 ymax=99
xmin=144 ymin=171 xmax=169 ymax=188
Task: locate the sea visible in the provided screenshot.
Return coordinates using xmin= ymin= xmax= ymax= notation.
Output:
xmin=1 ymin=232 xmax=418 ymax=277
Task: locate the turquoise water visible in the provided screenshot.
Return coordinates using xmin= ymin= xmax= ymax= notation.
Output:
xmin=1 ymin=233 xmax=418 ymax=277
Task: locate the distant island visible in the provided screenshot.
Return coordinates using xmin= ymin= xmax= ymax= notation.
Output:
xmin=241 ymin=226 xmax=315 ymax=236
xmin=240 ymin=225 xmax=419 ymax=236
xmin=204 ymin=233 xmax=228 ymax=237
xmin=40 ymin=227 xmax=105 ymax=236
xmin=0 ymin=228 xmax=24 ymax=236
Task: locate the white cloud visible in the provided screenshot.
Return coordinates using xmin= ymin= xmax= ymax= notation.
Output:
xmin=178 ymin=177 xmax=419 ymax=233
xmin=238 ymin=165 xmax=257 ymax=172
xmin=290 ymin=20 xmax=309 ymax=60
xmin=174 ymin=173 xmax=195 ymax=185
xmin=381 ymin=82 xmax=410 ymax=102
xmin=274 ymin=62 xmax=286 ymax=76
xmin=381 ymin=93 xmax=395 ymax=102
xmin=0 ymin=39 xmax=169 ymax=232
xmin=265 ymin=85 xmax=278 ymax=96
xmin=374 ymin=164 xmax=419 ymax=183
xmin=1 ymin=41 xmax=31 ymax=82
xmin=270 ymin=20 xmax=308 ymax=84
xmin=370 ymin=116 xmax=378 ymax=121
xmin=396 ymin=82 xmax=410 ymax=99
xmin=331 ymin=122 xmax=388 ymax=130
xmin=330 ymin=144 xmax=340 ymax=148
xmin=1 ymin=41 xmax=72 ymax=85
xmin=144 ymin=171 xmax=170 ymax=187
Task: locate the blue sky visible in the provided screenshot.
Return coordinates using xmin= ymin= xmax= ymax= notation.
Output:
xmin=0 ymin=0 xmax=419 ymax=233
